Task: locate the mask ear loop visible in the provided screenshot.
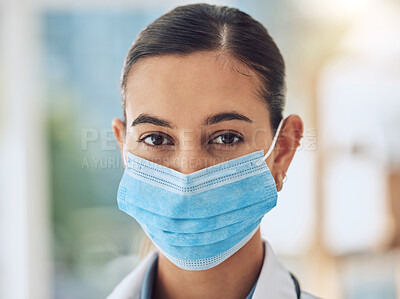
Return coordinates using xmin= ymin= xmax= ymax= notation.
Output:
xmin=255 ymin=118 xmax=285 ymax=166
xmin=122 ymin=143 xmax=127 ymax=167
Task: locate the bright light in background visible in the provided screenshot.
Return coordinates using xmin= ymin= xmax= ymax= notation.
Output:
xmin=296 ymin=0 xmax=377 ymax=20
xmin=324 ymin=155 xmax=387 ymax=254
xmin=318 ymin=0 xmax=400 ymax=254
xmin=339 ymin=1 xmax=400 ymax=59
xmin=335 ymin=0 xmax=375 ymax=13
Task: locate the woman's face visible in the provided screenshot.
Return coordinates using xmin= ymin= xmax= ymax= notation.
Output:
xmin=113 ymin=51 xmax=300 ymax=180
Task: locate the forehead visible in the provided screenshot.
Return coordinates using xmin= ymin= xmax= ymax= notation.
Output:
xmin=124 ymin=51 xmax=269 ymax=125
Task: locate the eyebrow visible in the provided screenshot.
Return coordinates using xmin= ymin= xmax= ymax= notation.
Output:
xmin=131 ymin=113 xmax=174 ymax=128
xmin=203 ymin=111 xmax=253 ymax=126
xmin=131 ymin=111 xmax=253 ymax=128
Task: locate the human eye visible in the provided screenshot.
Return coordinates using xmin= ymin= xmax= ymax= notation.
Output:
xmin=209 ymin=131 xmax=244 ymax=147
xmin=137 ymin=132 xmax=174 ymax=148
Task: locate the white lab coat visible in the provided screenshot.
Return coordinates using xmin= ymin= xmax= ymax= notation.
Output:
xmin=107 ymin=239 xmax=320 ymax=299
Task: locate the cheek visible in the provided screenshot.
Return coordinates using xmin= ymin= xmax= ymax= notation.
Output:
xmin=265 ymin=157 xmax=275 ymax=172
xmin=250 ymin=128 xmax=271 ymax=149
xmin=265 ymin=155 xmax=279 ymax=184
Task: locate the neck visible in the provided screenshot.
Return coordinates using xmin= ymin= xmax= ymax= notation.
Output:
xmin=153 ymin=229 xmax=265 ymax=299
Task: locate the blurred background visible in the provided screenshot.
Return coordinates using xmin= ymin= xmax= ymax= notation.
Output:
xmin=0 ymin=0 xmax=399 ymax=298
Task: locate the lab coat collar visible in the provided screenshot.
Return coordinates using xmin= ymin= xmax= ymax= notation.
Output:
xmin=252 ymin=240 xmax=298 ymax=299
xmin=107 ymin=239 xmax=298 ymax=299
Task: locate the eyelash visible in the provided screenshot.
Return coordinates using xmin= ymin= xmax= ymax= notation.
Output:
xmin=137 ymin=131 xmax=244 ymax=149
xmin=137 ymin=132 xmax=172 ymax=149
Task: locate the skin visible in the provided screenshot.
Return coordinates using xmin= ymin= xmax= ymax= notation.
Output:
xmin=112 ymin=51 xmax=303 ymax=299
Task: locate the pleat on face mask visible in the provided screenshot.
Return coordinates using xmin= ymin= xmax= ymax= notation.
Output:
xmin=116 ymin=119 xmax=284 ymax=270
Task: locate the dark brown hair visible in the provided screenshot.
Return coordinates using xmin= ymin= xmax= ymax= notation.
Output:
xmin=120 ymin=3 xmax=286 ymax=132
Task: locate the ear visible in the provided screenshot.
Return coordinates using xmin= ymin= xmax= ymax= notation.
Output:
xmin=270 ymin=114 xmax=304 ymax=191
xmin=112 ymin=118 xmax=126 ymax=167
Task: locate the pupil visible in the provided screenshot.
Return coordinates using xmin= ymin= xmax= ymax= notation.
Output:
xmin=221 ymin=133 xmax=234 ymax=144
xmin=152 ymin=135 xmax=164 ymax=145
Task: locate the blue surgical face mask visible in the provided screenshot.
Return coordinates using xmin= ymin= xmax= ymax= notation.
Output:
xmin=116 ymin=119 xmax=284 ymax=271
